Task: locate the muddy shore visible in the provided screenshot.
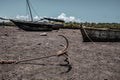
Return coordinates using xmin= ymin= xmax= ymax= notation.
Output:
xmin=0 ymin=26 xmax=120 ymax=80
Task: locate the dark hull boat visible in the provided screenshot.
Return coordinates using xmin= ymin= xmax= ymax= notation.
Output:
xmin=10 ymin=20 xmax=53 ymax=31
xmin=0 ymin=0 xmax=64 ymax=31
xmin=80 ymin=26 xmax=120 ymax=42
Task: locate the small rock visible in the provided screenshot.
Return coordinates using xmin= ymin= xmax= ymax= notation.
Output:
xmin=40 ymin=32 xmax=47 ymax=36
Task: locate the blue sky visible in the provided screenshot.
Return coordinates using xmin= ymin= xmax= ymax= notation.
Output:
xmin=0 ymin=0 xmax=120 ymax=23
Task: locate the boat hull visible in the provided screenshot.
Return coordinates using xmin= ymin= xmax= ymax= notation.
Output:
xmin=52 ymin=24 xmax=64 ymax=30
xmin=10 ymin=20 xmax=53 ymax=31
xmin=80 ymin=27 xmax=120 ymax=42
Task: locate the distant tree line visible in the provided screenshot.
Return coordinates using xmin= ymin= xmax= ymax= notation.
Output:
xmin=0 ymin=21 xmax=120 ymax=29
xmin=63 ymin=22 xmax=120 ymax=29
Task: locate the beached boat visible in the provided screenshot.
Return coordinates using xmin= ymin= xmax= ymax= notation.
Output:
xmin=80 ymin=26 xmax=120 ymax=42
xmin=0 ymin=0 xmax=64 ymax=31
xmin=10 ymin=19 xmax=53 ymax=31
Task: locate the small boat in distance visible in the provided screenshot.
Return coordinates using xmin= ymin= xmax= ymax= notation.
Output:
xmin=80 ymin=26 xmax=120 ymax=42
xmin=0 ymin=0 xmax=64 ymax=31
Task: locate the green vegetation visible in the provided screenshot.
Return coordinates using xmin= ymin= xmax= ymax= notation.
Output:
xmin=0 ymin=21 xmax=120 ymax=29
xmin=63 ymin=22 xmax=120 ymax=29
xmin=0 ymin=21 xmax=14 ymax=26
xmin=63 ymin=22 xmax=81 ymax=29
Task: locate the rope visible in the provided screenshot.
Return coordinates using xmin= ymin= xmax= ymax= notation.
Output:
xmin=16 ymin=54 xmax=57 ymax=64
xmin=82 ymin=26 xmax=96 ymax=44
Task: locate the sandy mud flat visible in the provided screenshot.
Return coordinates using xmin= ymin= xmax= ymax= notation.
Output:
xmin=0 ymin=26 xmax=120 ymax=80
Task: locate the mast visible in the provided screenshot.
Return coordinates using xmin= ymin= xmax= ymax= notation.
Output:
xmin=26 ymin=0 xmax=33 ymax=21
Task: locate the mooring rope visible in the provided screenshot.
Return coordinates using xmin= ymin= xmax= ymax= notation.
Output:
xmin=82 ymin=26 xmax=96 ymax=44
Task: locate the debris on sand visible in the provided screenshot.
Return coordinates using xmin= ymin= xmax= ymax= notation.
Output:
xmin=40 ymin=32 xmax=47 ymax=36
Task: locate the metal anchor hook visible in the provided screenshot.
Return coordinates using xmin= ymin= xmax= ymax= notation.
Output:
xmin=0 ymin=35 xmax=72 ymax=73
xmin=57 ymin=35 xmax=72 ymax=74
xmin=59 ymin=54 xmax=72 ymax=74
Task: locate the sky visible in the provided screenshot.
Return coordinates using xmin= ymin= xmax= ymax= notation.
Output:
xmin=0 ymin=0 xmax=120 ymax=23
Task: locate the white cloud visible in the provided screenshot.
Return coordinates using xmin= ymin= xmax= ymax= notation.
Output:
xmin=16 ymin=15 xmax=28 ymax=20
xmin=57 ymin=13 xmax=80 ymax=22
xmin=33 ymin=16 xmax=40 ymax=20
xmin=15 ymin=15 xmax=42 ymax=20
xmin=14 ymin=13 xmax=80 ymax=22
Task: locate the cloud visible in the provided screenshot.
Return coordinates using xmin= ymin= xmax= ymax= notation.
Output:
xmin=15 ymin=15 xmax=42 ymax=20
xmin=14 ymin=13 xmax=80 ymax=22
xmin=33 ymin=16 xmax=41 ymax=20
xmin=57 ymin=13 xmax=80 ymax=22
xmin=16 ymin=15 xmax=29 ymax=20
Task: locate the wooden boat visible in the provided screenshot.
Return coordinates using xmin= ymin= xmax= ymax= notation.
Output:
xmin=10 ymin=0 xmax=53 ymax=31
xmin=80 ymin=26 xmax=120 ymax=42
xmin=0 ymin=0 xmax=64 ymax=31
xmin=10 ymin=19 xmax=53 ymax=31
